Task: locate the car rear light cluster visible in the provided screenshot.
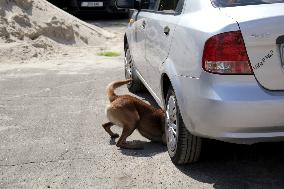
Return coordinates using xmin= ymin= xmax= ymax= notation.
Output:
xmin=202 ymin=31 xmax=252 ymax=74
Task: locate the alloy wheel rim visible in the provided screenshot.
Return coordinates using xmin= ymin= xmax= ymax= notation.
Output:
xmin=166 ymin=95 xmax=178 ymax=156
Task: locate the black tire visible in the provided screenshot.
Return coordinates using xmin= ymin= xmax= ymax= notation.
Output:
xmin=165 ymin=86 xmax=202 ymax=164
xmin=124 ymin=44 xmax=144 ymax=93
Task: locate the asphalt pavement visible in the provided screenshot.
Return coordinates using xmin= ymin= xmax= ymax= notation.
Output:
xmin=0 ymin=19 xmax=284 ymax=189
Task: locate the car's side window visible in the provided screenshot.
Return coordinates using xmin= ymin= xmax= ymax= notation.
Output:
xmin=141 ymin=0 xmax=159 ymax=10
xmin=157 ymin=0 xmax=183 ymax=13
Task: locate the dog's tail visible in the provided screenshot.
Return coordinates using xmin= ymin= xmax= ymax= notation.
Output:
xmin=106 ymin=79 xmax=132 ymax=102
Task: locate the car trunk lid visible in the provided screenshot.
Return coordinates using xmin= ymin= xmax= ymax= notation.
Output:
xmin=220 ymin=3 xmax=284 ymax=90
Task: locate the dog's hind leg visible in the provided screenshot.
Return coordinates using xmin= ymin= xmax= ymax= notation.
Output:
xmin=107 ymin=104 xmax=142 ymax=149
xmin=116 ymin=126 xmax=138 ymax=149
xmin=102 ymin=122 xmax=119 ymax=138
xmin=116 ymin=126 xmax=144 ymax=149
xmin=116 ymin=110 xmax=143 ymax=149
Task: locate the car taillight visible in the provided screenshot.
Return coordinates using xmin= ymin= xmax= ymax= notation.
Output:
xmin=202 ymin=31 xmax=252 ymax=74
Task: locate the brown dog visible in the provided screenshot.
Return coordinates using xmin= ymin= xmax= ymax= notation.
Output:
xmin=102 ymin=79 xmax=166 ymax=149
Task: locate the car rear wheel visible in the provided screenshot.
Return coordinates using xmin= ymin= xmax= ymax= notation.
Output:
xmin=165 ymin=86 xmax=202 ymax=164
xmin=124 ymin=45 xmax=144 ymax=92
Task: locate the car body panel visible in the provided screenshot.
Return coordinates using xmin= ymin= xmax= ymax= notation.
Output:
xmin=168 ymin=8 xmax=239 ymax=78
xmin=177 ymin=72 xmax=284 ymax=144
xmin=161 ymin=56 xmax=284 ymax=144
xmin=125 ymin=0 xmax=284 ymax=144
xmin=131 ymin=12 xmax=148 ymax=78
xmin=145 ymin=12 xmax=181 ymax=101
xmin=220 ymin=4 xmax=284 ymax=90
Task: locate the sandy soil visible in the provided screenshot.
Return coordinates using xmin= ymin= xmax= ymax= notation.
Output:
xmin=0 ymin=0 xmax=120 ymax=64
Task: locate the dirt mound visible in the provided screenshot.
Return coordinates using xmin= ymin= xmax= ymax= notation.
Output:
xmin=0 ymin=36 xmax=56 ymax=63
xmin=0 ymin=0 xmax=114 ymax=63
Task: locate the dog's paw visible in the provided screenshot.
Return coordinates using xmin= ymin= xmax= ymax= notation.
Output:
xmin=111 ymin=133 xmax=119 ymax=138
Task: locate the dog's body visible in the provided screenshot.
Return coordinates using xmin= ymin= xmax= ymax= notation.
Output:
xmin=102 ymin=79 xmax=166 ymax=149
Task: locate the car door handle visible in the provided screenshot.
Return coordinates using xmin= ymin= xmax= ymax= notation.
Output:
xmin=142 ymin=20 xmax=146 ymax=29
xmin=164 ymin=26 xmax=170 ymax=36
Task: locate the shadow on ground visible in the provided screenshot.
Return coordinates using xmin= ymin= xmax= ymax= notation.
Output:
xmin=109 ymin=137 xmax=166 ymax=157
xmin=119 ymin=141 xmax=167 ymax=157
xmin=135 ymin=90 xmax=284 ymax=188
xmin=177 ymin=140 xmax=284 ymax=189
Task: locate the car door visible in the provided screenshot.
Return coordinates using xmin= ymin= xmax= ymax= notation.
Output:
xmin=131 ymin=12 xmax=147 ymax=76
xmin=131 ymin=0 xmax=158 ymax=80
xmin=145 ymin=0 xmax=184 ymax=101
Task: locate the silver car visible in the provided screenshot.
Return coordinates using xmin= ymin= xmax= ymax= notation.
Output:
xmin=117 ymin=0 xmax=284 ymax=164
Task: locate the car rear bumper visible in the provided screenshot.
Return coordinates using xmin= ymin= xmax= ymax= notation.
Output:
xmin=177 ymin=72 xmax=284 ymax=144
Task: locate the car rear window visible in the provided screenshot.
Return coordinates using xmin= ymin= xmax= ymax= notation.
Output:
xmin=211 ymin=0 xmax=284 ymax=7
